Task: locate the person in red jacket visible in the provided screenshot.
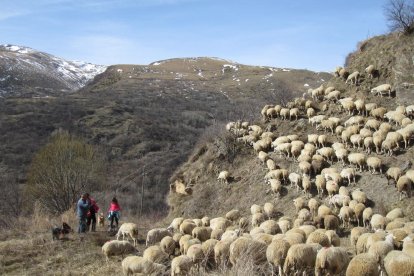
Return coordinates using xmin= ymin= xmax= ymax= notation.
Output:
xmin=108 ymin=197 xmax=121 ymax=230
xmin=85 ymin=193 xmax=99 ymax=232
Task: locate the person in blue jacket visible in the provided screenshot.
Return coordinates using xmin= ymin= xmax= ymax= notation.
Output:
xmin=76 ymin=193 xmax=90 ymax=234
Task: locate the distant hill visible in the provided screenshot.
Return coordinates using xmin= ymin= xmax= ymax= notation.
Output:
xmin=0 ymin=44 xmax=106 ymax=97
xmin=0 ymin=52 xmax=331 ymax=216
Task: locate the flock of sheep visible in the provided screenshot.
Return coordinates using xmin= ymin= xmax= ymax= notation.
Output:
xmin=100 ymin=64 xmax=414 ymax=275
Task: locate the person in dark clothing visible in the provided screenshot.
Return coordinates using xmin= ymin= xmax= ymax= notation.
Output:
xmin=76 ymin=193 xmax=90 ymax=234
xmin=107 ymin=197 xmax=121 ymax=230
xmin=85 ymin=193 xmax=99 ymax=232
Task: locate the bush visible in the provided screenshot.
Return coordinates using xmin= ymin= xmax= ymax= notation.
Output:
xmin=24 ymin=131 xmax=106 ymax=214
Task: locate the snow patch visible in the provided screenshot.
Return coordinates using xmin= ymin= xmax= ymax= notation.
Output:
xmin=304 ymin=83 xmax=309 ymax=87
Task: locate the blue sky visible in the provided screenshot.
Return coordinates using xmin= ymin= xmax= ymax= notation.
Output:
xmin=0 ymin=0 xmax=389 ymax=71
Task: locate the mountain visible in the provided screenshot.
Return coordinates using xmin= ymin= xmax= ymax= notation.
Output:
xmin=0 ymin=44 xmax=106 ymax=96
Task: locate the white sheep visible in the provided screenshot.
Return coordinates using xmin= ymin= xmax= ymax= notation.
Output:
xmin=102 ymin=240 xmax=138 ymax=262
xmin=143 ymin=245 xmax=169 ymax=264
xmin=365 ymin=64 xmax=375 ymax=79
xmin=346 ymin=253 xmax=380 ymax=276
xmin=384 ymin=250 xmax=414 ymax=276
xmin=396 ymin=176 xmax=412 ymax=200
xmin=289 ymin=108 xmax=299 ymax=120
xmin=171 ymin=255 xmax=193 ymax=276
xmin=368 ymin=233 xmax=395 ymax=271
xmin=346 ymin=71 xmax=360 ymax=85
xmin=366 ymin=156 xmax=383 ymax=174
xmin=370 ymin=214 xmax=388 ymax=231
xmin=341 ymin=168 xmax=356 ymax=185
xmin=371 ymin=84 xmax=392 ymax=97
xmin=348 ymin=153 xmax=366 ymax=172
xmin=266 ymin=239 xmax=291 ymax=276
xmin=121 ymin=256 xmax=166 ymax=276
xmin=352 ymin=189 xmax=367 ymax=205
xmin=289 ymin=173 xmax=302 ymax=192
xmin=146 ymin=228 xmax=172 ymax=247
xmin=315 ymin=246 xmax=350 ymax=276
xmin=217 ymin=170 xmax=230 ymax=184
xmin=315 ymin=175 xmax=326 ymax=198
xmin=117 ymin=223 xmax=139 ymax=247
xmin=283 ymin=243 xmax=322 ymax=275
xmin=229 ymin=237 xmax=267 ymax=266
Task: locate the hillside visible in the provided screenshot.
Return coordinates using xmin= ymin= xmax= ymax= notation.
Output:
xmin=0 ymin=44 xmax=106 ymax=97
xmin=0 ymin=55 xmax=331 ymax=219
xmin=167 ymin=32 xmax=414 ymax=220
xmin=2 ymin=31 xmax=414 ymax=276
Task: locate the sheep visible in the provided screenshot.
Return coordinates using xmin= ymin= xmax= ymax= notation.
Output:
xmin=317 ymin=134 xmax=329 ymax=148
xmin=353 ymin=203 xmax=366 ymax=227
xmin=266 ymin=159 xmax=277 ymax=171
xmin=352 ymin=189 xmax=367 ymax=205
xmin=351 ymin=227 xmax=369 ymax=249
xmin=348 ymin=153 xmax=366 ymax=172
xmin=250 ymin=204 xmax=263 ymax=215
xmin=293 ymin=197 xmax=307 ymax=213
xmin=210 ymin=217 xmax=232 ymax=231
xmin=334 ymin=66 xmax=343 ymax=77
xmin=407 ymin=169 xmax=414 ymax=182
xmin=308 ymin=134 xmax=319 ymax=145
xmin=366 ymin=119 xmax=381 ymax=131
xmin=329 ymin=194 xmax=351 ymax=210
xmin=167 ymin=217 xmax=184 ymax=232
xmin=171 ymin=255 xmax=193 ymax=276
xmin=229 ymin=237 xmax=267 ymax=266
xmin=368 ymin=233 xmax=395 ymax=272
xmin=364 ymin=137 xmax=374 ymax=154
xmin=225 ymin=209 xmax=241 ymax=222
xmin=160 ymin=236 xmax=175 ymax=257
xmin=307 ymin=107 xmax=316 ymax=118
xmin=324 ymin=215 xmax=340 ymax=231
xmin=217 ymin=170 xmax=230 ymax=184
xmin=102 ymin=240 xmax=138 ymax=262
xmin=341 ymin=100 xmax=356 ymax=115
xmin=365 ymin=64 xmax=375 ymax=79
xmin=280 ymin=108 xmax=290 ymax=120
xmin=201 ymin=239 xmax=218 ymax=266
xmin=275 ymin=143 xmax=292 ymax=158
xmin=289 ymin=108 xmax=299 ymax=120
xmin=397 ymin=127 xmax=414 ymax=148
xmin=370 ymin=214 xmax=388 ymax=231
xmin=143 ymin=245 xmax=169 ymax=265
xmin=315 ymin=246 xmax=350 ymax=276
xmin=339 ymin=206 xmax=355 ymax=228
xmin=179 ymin=222 xmax=197 ymax=236
xmin=345 ymin=116 xmax=365 ymax=127
xmin=403 ymin=237 xmax=414 ymax=257
xmin=318 ymin=204 xmax=333 ymax=219
xmin=299 ymin=161 xmax=312 ymax=176
xmin=121 ymin=256 xmax=166 ymax=276
xmin=346 ymin=71 xmax=360 ymax=85
xmin=385 ymin=208 xmax=404 ymax=222
xmin=341 ymin=168 xmax=356 ymax=185
xmin=186 ymin=244 xmax=205 ymax=267
xmin=283 ymin=243 xmax=322 ymax=275
xmin=214 ymin=240 xmax=232 ymax=266
xmin=181 ymin=238 xmax=201 ymax=255
xmin=325 ymin=90 xmax=341 ymax=102
xmin=117 ymin=223 xmax=139 ymax=247
xmin=289 ymin=173 xmax=302 ymax=191
xmin=257 ymin=151 xmax=268 ymax=164
xmin=371 ymin=84 xmax=392 ymax=97
xmin=192 ymin=226 xmax=212 ymax=242
xmin=315 ymin=175 xmax=326 ymax=198
xmin=317 ymin=147 xmax=334 ymax=163
xmin=252 ymin=213 xmax=266 ymax=228
xmin=384 ymin=250 xmax=414 ymax=276
xmin=269 ymin=179 xmax=282 ymax=198
xmin=309 ymin=115 xmax=326 ymax=126
xmin=366 ymin=156 xmax=383 ymax=174
xmin=326 ymin=180 xmax=340 ymax=198
xmin=266 ymin=239 xmax=291 ymax=276
xmin=308 ymin=198 xmax=320 ymax=219
xmin=350 ymin=134 xmax=364 ymax=149
xmin=346 ymin=253 xmax=380 ymax=276
xmin=396 ymin=176 xmax=412 ymax=200
xmin=263 ymin=202 xmax=276 ymax=219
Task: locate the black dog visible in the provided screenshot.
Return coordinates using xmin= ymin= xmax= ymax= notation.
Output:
xmin=52 ymin=222 xmax=72 ymax=240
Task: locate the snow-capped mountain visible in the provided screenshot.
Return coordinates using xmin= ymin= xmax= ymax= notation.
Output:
xmin=0 ymin=44 xmax=106 ymax=96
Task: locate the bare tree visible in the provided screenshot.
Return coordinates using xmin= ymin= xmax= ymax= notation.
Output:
xmin=384 ymin=0 xmax=414 ymax=34
xmin=25 ymin=131 xmax=106 ymax=214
